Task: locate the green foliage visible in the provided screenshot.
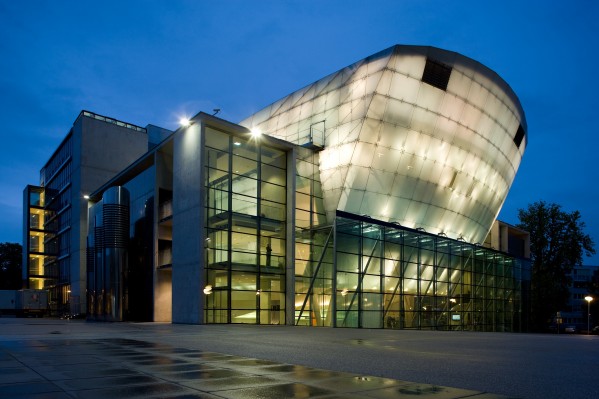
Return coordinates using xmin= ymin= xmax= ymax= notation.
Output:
xmin=0 ymin=242 xmax=23 ymax=290
xmin=517 ymin=201 xmax=595 ymax=331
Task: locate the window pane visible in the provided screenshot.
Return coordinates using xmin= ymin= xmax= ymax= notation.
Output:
xmin=260 ymin=274 xmax=285 ymax=291
xmin=232 ymin=141 xmax=258 ymax=160
xmin=207 ymin=269 xmax=229 ymax=288
xmin=232 ymin=309 xmax=256 ymax=323
xmin=337 ymin=272 xmax=359 ymax=291
xmin=261 ymin=147 xmax=286 ymax=168
xmin=262 ymin=164 xmax=286 ymax=186
xmin=295 ymin=209 xmax=311 ymax=228
xmin=261 ymin=200 xmax=285 ymax=221
xmin=296 ymin=192 xmax=310 ymax=211
xmin=363 ymin=274 xmax=380 ymax=292
xmin=296 ymin=176 xmax=311 ymax=194
xmin=206 ymin=170 xmax=228 ymax=192
xmin=337 ymin=252 xmax=359 ymax=272
xmin=206 ymin=187 xmax=229 ymax=213
xmin=231 ymin=272 xmax=257 ymax=290
xmin=205 ymin=148 xmax=229 ymax=172
xmin=205 ymin=128 xmax=230 ymax=151
xmin=233 ymin=155 xmax=257 ymax=177
xmin=231 ymin=232 xmax=257 ymax=252
xmin=232 ymin=193 xmax=257 ymax=216
xmin=261 ymin=182 xmax=286 ymax=203
xmin=231 ymin=291 xmax=257 ymax=309
xmin=260 ymin=237 xmax=285 ymax=256
xmin=232 ymin=175 xmax=257 ymax=196
xmin=231 ymin=251 xmax=257 ymax=266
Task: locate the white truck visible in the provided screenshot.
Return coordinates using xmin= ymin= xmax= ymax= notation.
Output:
xmin=0 ymin=289 xmax=48 ymax=317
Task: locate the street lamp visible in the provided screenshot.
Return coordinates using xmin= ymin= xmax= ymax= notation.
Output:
xmin=584 ymin=295 xmax=593 ymax=335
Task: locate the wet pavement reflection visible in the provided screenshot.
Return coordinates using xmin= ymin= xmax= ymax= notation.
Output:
xmin=0 ymin=338 xmax=515 ymax=398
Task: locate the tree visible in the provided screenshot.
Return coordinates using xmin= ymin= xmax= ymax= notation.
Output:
xmin=0 ymin=242 xmax=23 ymax=290
xmin=517 ymin=201 xmax=595 ymax=331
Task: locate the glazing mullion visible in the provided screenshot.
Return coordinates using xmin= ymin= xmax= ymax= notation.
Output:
xmin=227 ymin=137 xmax=233 ymax=324
xmin=358 ymin=221 xmax=363 ymax=328
xmin=256 ymin=143 xmax=261 ymax=324
xmin=399 ymin=231 xmax=405 ymax=330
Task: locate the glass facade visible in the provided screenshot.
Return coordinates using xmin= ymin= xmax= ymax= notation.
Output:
xmin=296 ymin=212 xmax=529 ymax=331
xmin=294 ymin=147 xmax=331 ymax=326
xmin=204 ymin=127 xmax=287 ymax=324
xmin=241 ymin=45 xmax=528 ymax=245
xmin=86 ymin=169 xmax=156 ymax=322
xmin=73 ymin=113 xmax=530 ymax=330
xmin=124 ymin=167 xmax=156 ymax=321
xmin=23 ymin=133 xmax=74 ymax=315
xmin=198 ymin=124 xmax=530 ymax=332
xmin=24 ymin=186 xmax=57 ymax=291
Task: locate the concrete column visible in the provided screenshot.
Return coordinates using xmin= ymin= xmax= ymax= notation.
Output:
xmin=171 ymin=122 xmax=205 ymax=324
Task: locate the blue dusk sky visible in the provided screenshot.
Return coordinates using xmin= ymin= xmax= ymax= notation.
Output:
xmin=1 ymin=1 xmax=598 ymax=263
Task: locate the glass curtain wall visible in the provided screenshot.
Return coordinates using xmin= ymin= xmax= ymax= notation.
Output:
xmin=41 ymin=134 xmax=73 ymax=315
xmin=294 ymin=147 xmax=330 ymax=326
xmin=204 ymin=127 xmax=287 ymax=324
xmin=124 ymin=167 xmax=155 ymax=321
xmin=296 ymin=212 xmax=529 ymax=332
xmin=24 ymin=186 xmax=57 ymax=290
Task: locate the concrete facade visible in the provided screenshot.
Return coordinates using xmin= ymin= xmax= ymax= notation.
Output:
xmin=23 ymin=111 xmax=162 ymax=315
xmin=171 ymin=122 xmax=205 ymax=324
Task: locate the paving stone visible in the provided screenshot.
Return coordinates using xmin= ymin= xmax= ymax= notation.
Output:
xmin=0 ymin=322 xmax=521 ymax=399
xmin=214 ymin=382 xmax=335 ymax=399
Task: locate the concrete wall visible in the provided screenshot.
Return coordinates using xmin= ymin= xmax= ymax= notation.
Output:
xmin=485 ymin=220 xmax=530 ymax=259
xmin=171 ymin=122 xmax=205 ymax=323
xmin=71 ymin=115 xmax=148 ymax=314
xmin=154 ymin=146 xmax=174 ymax=322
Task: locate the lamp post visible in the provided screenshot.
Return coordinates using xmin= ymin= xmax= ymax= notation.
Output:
xmin=584 ymin=296 xmax=593 ymax=335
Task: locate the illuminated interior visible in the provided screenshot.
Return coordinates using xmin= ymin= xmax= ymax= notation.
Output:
xmin=78 ymin=45 xmax=530 ymax=331
xmin=25 ymin=186 xmax=57 ymax=291
xmin=241 ymin=45 xmax=527 ymax=244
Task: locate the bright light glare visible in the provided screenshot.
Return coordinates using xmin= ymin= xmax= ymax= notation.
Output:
xmin=179 ymin=118 xmax=191 ymax=127
xmin=83 ymin=195 xmax=90 ymax=200
xmin=203 ymin=285 xmax=213 ymax=295
xmin=251 ymin=128 xmax=262 ymax=137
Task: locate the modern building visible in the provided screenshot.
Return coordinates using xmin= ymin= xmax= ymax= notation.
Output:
xmin=556 ymin=265 xmax=598 ymax=328
xmin=23 ymin=111 xmax=171 ymax=315
xmin=484 ymin=221 xmax=530 ymax=259
xmin=241 ymin=45 xmax=527 ymax=244
xmin=26 ymin=45 xmax=531 ymax=330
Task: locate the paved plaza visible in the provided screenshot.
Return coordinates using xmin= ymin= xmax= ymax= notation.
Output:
xmin=0 ymin=318 xmax=596 ymax=398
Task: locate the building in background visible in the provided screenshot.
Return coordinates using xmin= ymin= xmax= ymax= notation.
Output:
xmin=23 ymin=111 xmax=170 ymax=315
xmin=557 ymin=265 xmax=599 ymax=328
xmin=26 ymin=45 xmax=531 ymax=330
xmin=484 ymin=220 xmax=530 ymax=259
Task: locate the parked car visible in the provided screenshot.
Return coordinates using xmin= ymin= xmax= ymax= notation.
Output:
xmin=564 ymin=325 xmax=578 ymax=333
